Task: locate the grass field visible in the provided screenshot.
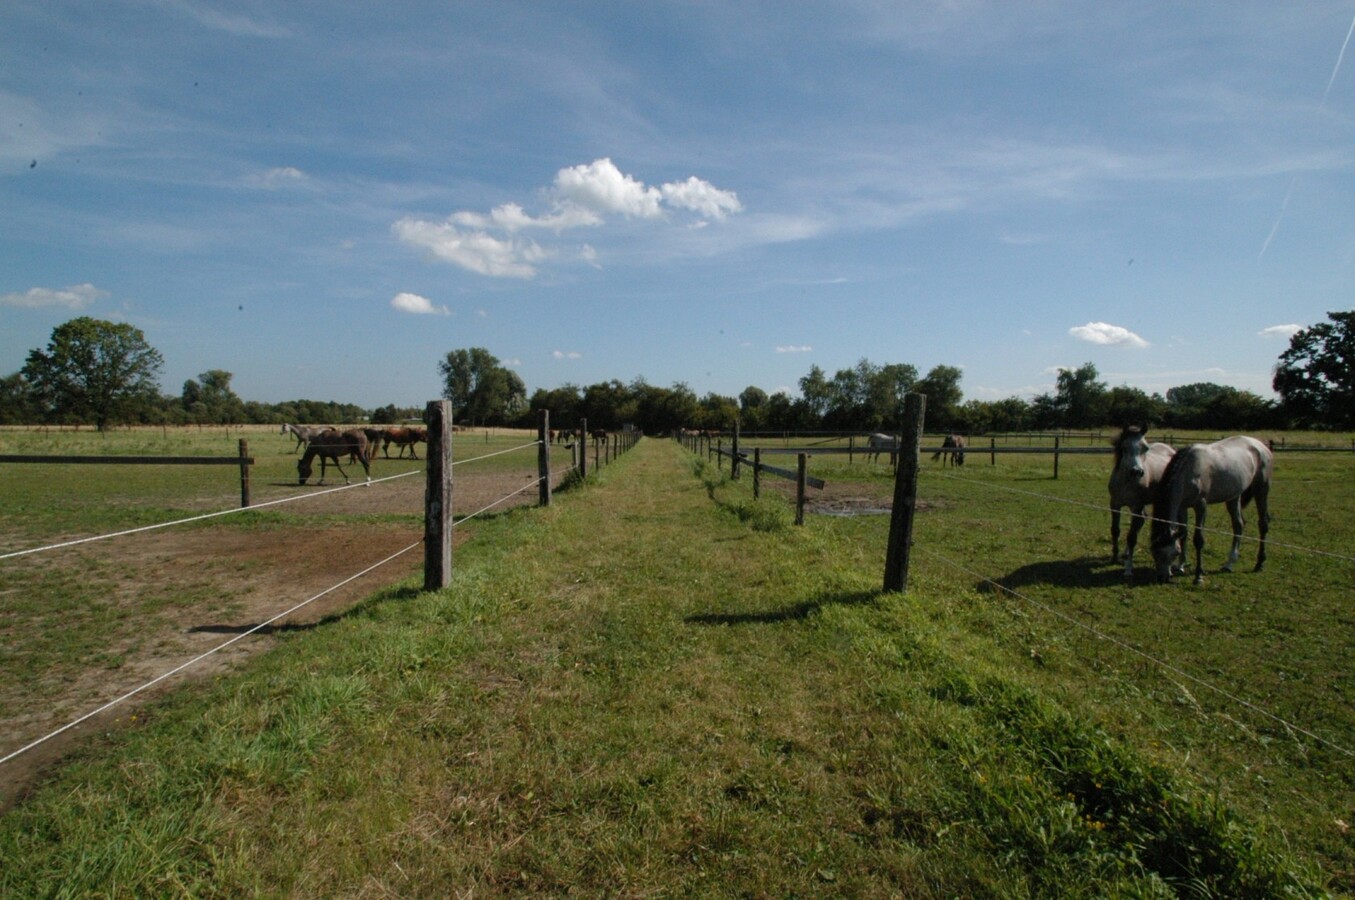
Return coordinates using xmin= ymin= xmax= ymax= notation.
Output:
xmin=1 ymin=430 xmax=1352 ymax=895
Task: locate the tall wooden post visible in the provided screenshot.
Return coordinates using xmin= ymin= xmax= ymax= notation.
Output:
xmin=753 ymin=448 xmax=761 ymax=499
xmin=883 ymin=393 xmax=926 ymax=593
xmin=238 ymin=438 xmax=251 ymax=508
xmin=537 ymin=409 xmax=552 ymax=507
xmin=1053 ymin=435 xmax=1061 ymax=480
xmin=579 ymin=418 xmax=588 ymax=479
xmin=424 ymin=400 xmax=453 ymax=591
xmin=795 ymin=453 xmax=808 ymax=526
xmin=731 ymin=424 xmax=741 ymax=480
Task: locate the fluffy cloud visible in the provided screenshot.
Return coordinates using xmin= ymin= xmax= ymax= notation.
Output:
xmin=1258 ymin=323 xmax=1302 ymax=339
xmin=0 ymin=283 xmax=107 ymax=309
xmin=1068 ymin=321 xmax=1148 ymax=348
xmin=395 ymin=158 xmax=741 ymax=279
xmin=390 ymin=292 xmax=449 ymax=315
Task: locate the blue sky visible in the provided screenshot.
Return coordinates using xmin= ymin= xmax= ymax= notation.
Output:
xmin=3 ymin=2 xmax=1352 ymax=410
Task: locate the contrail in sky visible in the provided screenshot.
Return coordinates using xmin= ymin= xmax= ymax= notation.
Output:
xmin=1259 ymin=6 xmax=1355 ymax=262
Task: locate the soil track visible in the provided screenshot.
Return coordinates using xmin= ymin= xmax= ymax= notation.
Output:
xmin=0 ymin=471 xmax=547 ymax=811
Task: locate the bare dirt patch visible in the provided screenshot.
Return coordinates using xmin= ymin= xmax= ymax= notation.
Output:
xmin=0 ymin=470 xmax=549 ymax=811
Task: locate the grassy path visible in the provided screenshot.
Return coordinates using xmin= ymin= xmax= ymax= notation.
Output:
xmin=0 ymin=439 xmax=1322 ymax=896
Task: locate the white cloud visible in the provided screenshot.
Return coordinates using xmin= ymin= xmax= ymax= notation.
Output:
xmin=390 ymin=292 xmax=450 ymax=315
xmin=554 ymin=158 xmax=663 ymax=219
xmin=660 ymin=176 xmax=743 ymax=220
xmin=395 ymin=158 xmax=741 ymax=279
xmin=247 ymin=166 xmax=307 ymax=189
xmin=392 ymin=218 xmax=547 ymax=279
xmin=0 ymin=283 xmax=107 ymax=309
xmin=1258 ymin=323 xmax=1303 ymax=339
xmin=776 ymin=345 xmax=813 ymax=353
xmin=552 ymin=350 xmax=582 ymax=360
xmin=1069 ymin=321 xmax=1149 ymax=348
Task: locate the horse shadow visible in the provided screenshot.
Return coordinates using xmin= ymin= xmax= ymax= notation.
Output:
xmin=685 ymin=590 xmax=878 ymax=626
xmin=188 ymin=586 xmax=421 ymax=635
xmin=980 ymin=556 xmax=1134 ymax=593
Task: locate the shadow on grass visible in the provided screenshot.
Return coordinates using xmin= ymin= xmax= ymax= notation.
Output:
xmin=980 ymin=555 xmax=1137 ymax=593
xmin=685 ymin=590 xmax=878 ymax=626
xmin=188 ymin=585 xmax=422 ymax=635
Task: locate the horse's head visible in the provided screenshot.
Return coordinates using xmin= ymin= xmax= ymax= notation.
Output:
xmin=1113 ymin=426 xmax=1150 ymax=480
xmin=1149 ymin=512 xmax=1182 ymax=582
xmin=297 ymin=456 xmax=313 ymax=485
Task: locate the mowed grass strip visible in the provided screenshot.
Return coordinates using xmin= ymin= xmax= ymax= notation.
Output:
xmin=0 ymin=439 xmax=1323 ymax=896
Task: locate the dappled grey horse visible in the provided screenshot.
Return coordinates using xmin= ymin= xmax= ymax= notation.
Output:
xmin=1107 ymin=426 xmax=1175 ymax=579
xmin=1150 ymin=435 xmax=1272 ymax=585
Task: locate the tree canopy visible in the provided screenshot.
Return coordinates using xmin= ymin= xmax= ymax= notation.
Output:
xmin=1273 ymin=311 xmax=1354 ymax=428
xmin=21 ymin=317 xmax=165 ymax=431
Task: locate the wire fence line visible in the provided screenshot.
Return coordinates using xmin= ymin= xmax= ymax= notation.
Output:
xmin=0 ymin=538 xmax=425 ymax=769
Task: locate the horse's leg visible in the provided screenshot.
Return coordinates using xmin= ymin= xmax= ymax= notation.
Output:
xmin=1124 ymin=506 xmax=1146 ymax=578
xmin=1110 ymin=504 xmax=1123 ymax=563
xmin=1192 ymin=503 xmax=1207 ymax=585
xmin=1221 ymin=497 xmax=1243 ymax=572
xmin=1253 ymin=488 xmax=1270 ymax=572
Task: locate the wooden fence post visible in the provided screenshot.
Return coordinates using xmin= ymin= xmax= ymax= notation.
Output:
xmin=990 ymin=436 xmax=996 ymax=467
xmin=424 ymin=400 xmax=453 ymax=591
xmin=238 ymin=438 xmax=251 ymax=508
xmin=731 ymin=424 xmax=741 ymax=480
xmin=883 ymin=393 xmax=926 ymax=593
xmin=753 ymin=448 xmax=761 ymax=499
xmin=795 ymin=453 xmax=808 ymax=526
xmin=579 ymin=418 xmax=588 ymax=480
xmin=1053 ymin=435 xmax=1061 ymax=480
xmin=538 ymin=409 xmax=552 ymax=507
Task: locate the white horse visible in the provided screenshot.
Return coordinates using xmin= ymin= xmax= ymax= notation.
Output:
xmin=866 ymin=432 xmax=898 ymax=463
xmin=1150 ymin=436 xmax=1272 ymax=584
xmin=282 ymin=422 xmax=331 ymax=453
xmin=1107 ymin=426 xmax=1175 ymax=579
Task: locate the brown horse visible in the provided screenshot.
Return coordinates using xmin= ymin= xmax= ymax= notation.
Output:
xmin=931 ymin=434 xmax=966 ymax=467
xmin=382 ymin=426 xmax=427 ymax=459
xmin=298 ymin=430 xmax=370 ymax=485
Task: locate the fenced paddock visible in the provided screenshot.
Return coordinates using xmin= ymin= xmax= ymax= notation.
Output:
xmin=680 ymin=427 xmax=1355 ymax=879
xmin=0 ymin=417 xmax=630 ymax=806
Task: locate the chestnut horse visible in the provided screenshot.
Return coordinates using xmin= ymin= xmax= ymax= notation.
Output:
xmin=382 ymin=427 xmax=427 ymax=459
xmin=298 ymin=430 xmax=370 ymax=485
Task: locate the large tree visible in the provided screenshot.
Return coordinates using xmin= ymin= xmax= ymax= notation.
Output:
xmin=1273 ymin=311 xmax=1355 ymax=427
xmin=438 ymin=347 xmax=527 ymax=426
xmin=22 ymin=317 xmax=164 ymax=430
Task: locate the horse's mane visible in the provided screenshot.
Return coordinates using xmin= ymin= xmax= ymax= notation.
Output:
xmin=1110 ymin=425 xmax=1144 ymax=468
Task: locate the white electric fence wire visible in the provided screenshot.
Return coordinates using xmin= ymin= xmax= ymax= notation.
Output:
xmin=913 ymin=543 xmax=1355 ymax=760
xmin=929 ymin=469 xmax=1355 ymax=565
xmin=451 ymin=441 xmax=542 ymax=466
xmin=0 ymin=538 xmax=424 ymax=768
xmin=453 ymin=477 xmax=545 ymax=527
xmin=0 ymin=470 xmax=422 ymax=562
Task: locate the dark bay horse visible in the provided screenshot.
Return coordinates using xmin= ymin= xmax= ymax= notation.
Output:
xmin=931 ymin=434 xmax=966 ymax=467
xmin=1150 ymin=436 xmax=1272 ymax=584
xmin=382 ymin=427 xmax=427 ymax=459
xmin=1107 ymin=426 xmax=1175 ymax=579
xmin=298 ymin=430 xmax=371 ymax=485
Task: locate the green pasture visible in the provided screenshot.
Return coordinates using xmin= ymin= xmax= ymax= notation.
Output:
xmin=1 ymin=433 xmax=1352 ymax=895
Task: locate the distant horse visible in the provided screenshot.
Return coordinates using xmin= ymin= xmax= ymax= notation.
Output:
xmin=297 ymin=430 xmax=371 ymax=485
xmin=281 ymin=423 xmax=330 ymax=453
xmin=931 ymin=434 xmax=966 ymax=467
xmin=589 ymin=428 xmax=608 ymax=441
xmin=1107 ymin=426 xmax=1175 ymax=579
xmin=1150 ymin=435 xmax=1272 ymax=584
xmin=382 ymin=426 xmax=427 ymax=459
xmin=866 ymin=433 xmax=898 ymax=464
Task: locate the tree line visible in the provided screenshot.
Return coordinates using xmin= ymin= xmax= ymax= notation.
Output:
xmin=3 ymin=312 xmax=1352 ymax=433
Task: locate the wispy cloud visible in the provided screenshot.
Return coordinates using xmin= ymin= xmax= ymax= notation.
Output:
xmin=0 ymin=283 xmax=107 ymax=309
xmin=1069 ymin=321 xmax=1149 ymax=348
xmin=776 ymin=345 xmax=813 ymax=353
xmin=1258 ymin=323 xmax=1302 ymax=339
xmin=552 ymin=350 xmax=582 ymax=360
xmin=390 ymin=292 xmax=449 ymax=315
xmin=394 ymin=158 xmax=741 ymax=279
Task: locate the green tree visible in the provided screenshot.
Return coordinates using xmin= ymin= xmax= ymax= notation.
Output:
xmin=738 ymin=385 xmax=769 ymax=430
xmin=181 ymin=369 xmax=245 ymax=423
xmin=1273 ymin=311 xmax=1355 ymax=427
xmin=22 ymin=317 xmax=164 ymax=430
xmin=1104 ymin=385 xmax=1164 ymax=428
xmin=1053 ymin=362 xmax=1107 ymax=428
xmin=797 ymin=365 xmax=831 ymax=421
xmin=914 ymin=365 xmax=964 ymax=431
xmin=0 ymin=372 xmax=38 ymax=424
xmin=438 ymin=348 xmax=527 ymax=425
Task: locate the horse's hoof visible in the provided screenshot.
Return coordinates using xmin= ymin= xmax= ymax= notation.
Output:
xmin=1193 ymin=575 xmax=1205 ymax=586
xmin=1220 ymin=564 xmax=1234 ymax=573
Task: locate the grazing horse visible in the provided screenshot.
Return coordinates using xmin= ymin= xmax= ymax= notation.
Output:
xmin=297 ymin=430 xmax=371 ymax=485
xmin=866 ymin=433 xmax=899 ymax=464
xmin=1150 ymin=436 xmax=1272 ymax=585
xmin=282 ymin=422 xmax=329 ymax=453
xmin=1107 ymin=426 xmax=1175 ymax=579
xmin=382 ymin=426 xmax=427 ymax=459
xmin=931 ymin=434 xmax=966 ymax=467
